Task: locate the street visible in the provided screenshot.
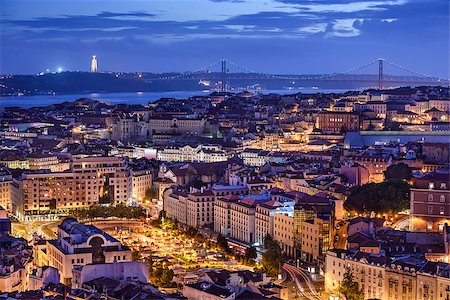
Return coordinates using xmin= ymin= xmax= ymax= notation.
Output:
xmin=282 ymin=263 xmax=322 ymax=300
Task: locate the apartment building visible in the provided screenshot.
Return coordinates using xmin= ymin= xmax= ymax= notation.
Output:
xmin=255 ymin=200 xmax=279 ymax=247
xmin=410 ymin=169 xmax=450 ymax=232
xmin=230 ymin=199 xmax=257 ymax=244
xmin=325 ymin=250 xmax=450 ymax=300
xmin=131 ymin=169 xmax=152 ymax=204
xmin=157 ymin=144 xmax=229 ymax=163
xmin=301 ymin=216 xmax=332 ymax=263
xmin=186 ymin=190 xmax=215 ymax=228
xmin=316 ymin=111 xmax=360 ymax=133
xmin=325 ymin=250 xmax=388 ymax=300
xmin=11 ymin=156 xmax=132 ymax=218
xmin=273 ymin=206 xmax=295 ymax=258
xmin=0 ymin=168 xmax=12 ymax=211
xmin=0 ymin=234 xmax=33 ymax=292
xmin=46 ymin=218 xmax=132 ymax=285
xmin=164 ymin=189 xmax=188 ymax=225
xmin=214 ymin=195 xmax=239 ymax=237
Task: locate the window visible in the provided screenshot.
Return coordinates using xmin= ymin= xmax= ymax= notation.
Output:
xmin=428 ymin=194 xmax=433 ymax=202
xmin=428 ymin=206 xmax=433 ymax=214
xmin=440 ymin=195 xmax=445 ymax=202
xmin=429 ymin=182 xmax=435 ymax=189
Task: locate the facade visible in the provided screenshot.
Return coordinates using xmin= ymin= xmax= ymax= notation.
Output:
xmin=422 ymin=143 xmax=450 ymax=164
xmin=131 ymin=169 xmax=152 ymax=204
xmin=325 ymin=250 xmax=387 ymax=300
xmin=12 ymin=156 xmax=132 ymax=218
xmin=28 ymin=266 xmax=60 ymax=291
xmin=255 ymin=201 xmax=278 ymax=247
xmin=273 ymin=206 xmax=295 ymax=258
xmin=28 ymin=154 xmax=69 ymax=172
xmin=0 ymin=234 xmax=33 ymax=292
xmin=325 ymin=250 xmax=450 ymax=300
xmin=0 ymin=169 xmax=12 ymax=211
xmin=316 ymin=112 xmax=360 ymax=133
xmin=46 ymin=218 xmax=132 ymax=284
xmin=164 ymin=189 xmax=188 ymax=225
xmin=72 ymin=261 xmax=149 ymax=289
xmin=186 ymin=190 xmax=215 ymax=228
xmin=343 ymin=154 xmax=390 ymax=183
xmin=230 ymin=199 xmax=257 ymax=244
xmin=301 ymin=216 xmax=332 ymax=263
xmin=214 ymin=195 xmax=238 ymax=237
xmin=410 ymin=169 xmax=450 ymax=232
xmin=157 ymin=144 xmax=229 ymax=163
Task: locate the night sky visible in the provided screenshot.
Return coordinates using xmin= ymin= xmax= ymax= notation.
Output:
xmin=1 ymin=0 xmax=449 ymax=77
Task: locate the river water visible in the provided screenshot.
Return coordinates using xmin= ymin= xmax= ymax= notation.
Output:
xmin=0 ymin=88 xmax=351 ymax=108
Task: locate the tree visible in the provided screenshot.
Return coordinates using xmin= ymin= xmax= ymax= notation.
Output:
xmin=132 ymin=250 xmax=142 ymax=261
xmin=344 ymin=179 xmax=410 ymax=214
xmin=261 ymin=234 xmax=283 ymax=277
xmin=244 ymin=246 xmax=257 ymax=265
xmin=161 ymin=268 xmax=174 ymax=284
xmin=384 ymin=163 xmax=412 ymax=181
xmin=144 ymin=187 xmax=158 ymax=202
xmin=337 ymin=268 xmax=364 ymax=300
xmin=217 ymin=234 xmax=231 ymax=253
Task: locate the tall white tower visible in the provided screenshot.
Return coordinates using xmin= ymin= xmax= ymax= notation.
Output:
xmin=91 ymin=55 xmax=98 ymax=73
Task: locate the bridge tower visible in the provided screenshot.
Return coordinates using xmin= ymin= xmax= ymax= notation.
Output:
xmin=221 ymin=59 xmax=227 ymax=92
xmin=378 ymin=58 xmax=384 ymax=90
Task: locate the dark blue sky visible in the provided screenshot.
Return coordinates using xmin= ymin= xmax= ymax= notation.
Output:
xmin=1 ymin=0 xmax=449 ymax=77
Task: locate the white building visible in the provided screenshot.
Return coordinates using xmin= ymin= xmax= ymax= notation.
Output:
xmin=72 ymin=261 xmax=149 ymax=289
xmin=46 ymin=218 xmax=132 ymax=285
xmin=157 ymin=144 xmax=229 ymax=163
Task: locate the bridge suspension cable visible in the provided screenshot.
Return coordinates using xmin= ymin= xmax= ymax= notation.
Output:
xmin=155 ymin=57 xmax=447 ymax=83
xmin=383 ymin=59 xmax=445 ymax=81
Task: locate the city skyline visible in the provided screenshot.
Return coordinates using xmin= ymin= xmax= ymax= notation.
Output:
xmin=1 ymin=0 xmax=449 ymax=77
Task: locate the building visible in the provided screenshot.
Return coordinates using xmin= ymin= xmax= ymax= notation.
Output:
xmin=46 ymin=218 xmax=132 ymax=284
xmin=255 ymin=200 xmax=279 ymax=247
xmin=301 ymin=216 xmax=332 ymax=264
xmin=422 ymin=143 xmax=450 ymax=164
xmin=214 ymin=195 xmax=239 ymax=237
xmin=410 ymin=169 xmax=450 ymax=232
xmin=12 ymin=156 xmax=132 ymax=218
xmin=325 ymin=250 xmax=388 ymax=300
xmin=157 ymin=144 xmax=229 ymax=163
xmin=163 ymin=189 xmax=188 ymax=225
xmin=27 ymin=154 xmax=69 ymax=172
xmin=316 ymin=111 xmax=360 ymax=133
xmin=72 ymin=261 xmax=149 ymax=289
xmin=186 ymin=189 xmax=215 ymax=228
xmin=230 ymin=199 xmax=257 ymax=245
xmin=0 ymin=168 xmax=12 ymax=211
xmin=28 ymin=266 xmax=60 ymax=291
xmin=131 ymin=169 xmax=152 ymax=204
xmin=325 ymin=249 xmax=450 ymax=300
xmin=273 ymin=206 xmax=295 ymax=258
xmin=0 ymin=234 xmax=33 ymax=292
xmin=183 ymin=282 xmax=235 ymax=300
xmin=91 ymin=55 xmax=97 ymax=73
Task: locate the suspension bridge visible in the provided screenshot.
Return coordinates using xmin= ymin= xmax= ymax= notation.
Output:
xmin=152 ymin=58 xmax=449 ymax=91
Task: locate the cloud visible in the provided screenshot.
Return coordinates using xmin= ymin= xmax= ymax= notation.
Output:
xmin=298 ymin=23 xmax=328 ymax=34
xmin=329 ymin=18 xmax=364 ymax=37
xmin=382 ymin=18 xmax=397 ymax=23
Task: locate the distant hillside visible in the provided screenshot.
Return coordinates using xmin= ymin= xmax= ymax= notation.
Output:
xmin=1 ymin=71 xmax=445 ymax=96
xmin=0 ymin=72 xmax=203 ymax=96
